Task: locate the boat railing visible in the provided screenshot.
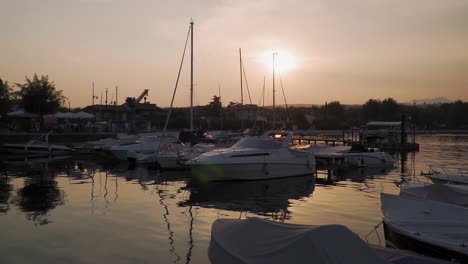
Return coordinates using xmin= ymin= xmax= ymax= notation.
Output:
xmin=26 ymin=133 xmax=50 ymax=146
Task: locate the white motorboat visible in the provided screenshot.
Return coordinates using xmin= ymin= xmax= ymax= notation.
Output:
xmin=126 ymin=141 xmax=219 ymax=169
xmin=79 ymin=134 xmax=140 ymax=151
xmin=309 ymin=144 xmax=394 ymax=167
xmin=127 ymin=144 xmax=188 ymax=169
xmin=381 ymin=193 xmax=468 ymax=262
xmin=3 ymin=134 xmax=73 ymax=156
xmin=209 ymin=218 xmax=450 ymax=264
xmin=109 ymin=135 xmax=181 ymax=160
xmin=186 ymin=131 xmax=315 ymax=181
xmin=400 ymin=182 xmax=468 ymax=207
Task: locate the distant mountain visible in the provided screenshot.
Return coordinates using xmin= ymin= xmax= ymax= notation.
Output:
xmin=402 ymin=97 xmax=452 ymax=105
xmin=265 ymin=98 xmax=453 ymax=108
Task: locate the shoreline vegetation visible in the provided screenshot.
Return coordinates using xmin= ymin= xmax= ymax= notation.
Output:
xmin=1 ymin=75 xmax=467 ymax=131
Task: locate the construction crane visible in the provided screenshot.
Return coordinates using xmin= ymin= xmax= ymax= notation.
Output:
xmin=125 ymin=89 xmax=149 ymax=133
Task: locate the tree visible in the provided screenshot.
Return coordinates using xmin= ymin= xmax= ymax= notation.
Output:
xmin=381 ymin=97 xmax=399 ymax=120
xmin=16 ymin=74 xmax=65 ymax=116
xmin=447 ymin=100 xmax=468 ymax=128
xmin=0 ymin=78 xmax=13 ymax=115
xmin=206 ymin=95 xmax=222 ymax=117
xmin=362 ymin=99 xmax=381 ymax=121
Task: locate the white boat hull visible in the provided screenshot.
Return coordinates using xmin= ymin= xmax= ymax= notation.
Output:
xmin=191 ymin=162 xmax=315 ymax=181
xmin=344 ymin=153 xmax=394 ymax=167
xmin=4 ymin=144 xmax=72 ymax=156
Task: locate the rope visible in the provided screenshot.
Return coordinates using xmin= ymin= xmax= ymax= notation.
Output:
xmin=365 ymin=221 xmax=382 ymax=244
xmin=278 ymin=72 xmax=290 ymax=127
xmin=241 ymin=59 xmax=253 ymax=105
xmin=253 ymin=76 xmax=265 ymax=130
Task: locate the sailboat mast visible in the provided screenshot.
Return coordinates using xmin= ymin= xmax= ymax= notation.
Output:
xmin=239 ymin=48 xmax=243 ymax=105
xmin=190 ymin=20 xmax=194 ymax=131
xmin=272 ymin=52 xmax=276 ymax=130
xmin=240 ymin=48 xmax=244 ymax=129
xmin=219 ymin=82 xmax=223 ymax=130
xmin=262 ymin=76 xmax=265 ymax=130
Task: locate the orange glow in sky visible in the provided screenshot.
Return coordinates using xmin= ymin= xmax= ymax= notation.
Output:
xmin=258 ymin=50 xmax=299 ymax=75
xmin=1 ymin=0 xmax=467 ymax=107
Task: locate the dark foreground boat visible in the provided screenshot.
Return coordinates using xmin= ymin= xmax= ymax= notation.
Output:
xmin=381 ymin=193 xmax=468 ymax=263
xmin=209 ymin=218 xmax=451 ymax=264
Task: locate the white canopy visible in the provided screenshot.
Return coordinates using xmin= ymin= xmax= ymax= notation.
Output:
xmin=209 ymin=218 xmax=390 ymax=264
xmin=54 ymin=111 xmax=94 ymax=119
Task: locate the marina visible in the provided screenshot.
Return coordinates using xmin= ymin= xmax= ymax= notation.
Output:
xmin=0 ymin=134 xmax=466 ymax=263
xmin=1 ymin=2 xmax=468 ymax=263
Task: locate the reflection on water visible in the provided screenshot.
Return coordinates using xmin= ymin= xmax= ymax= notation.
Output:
xmin=14 ymin=176 xmax=64 ymax=226
xmin=0 ymin=134 xmax=466 ymax=263
xmin=181 ymin=176 xmax=314 ymax=221
xmin=334 ymin=166 xmax=394 ymax=182
xmin=0 ymin=176 xmax=12 ymax=214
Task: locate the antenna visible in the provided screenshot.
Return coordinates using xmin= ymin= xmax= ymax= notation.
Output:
xmin=190 ymin=20 xmax=194 ymax=131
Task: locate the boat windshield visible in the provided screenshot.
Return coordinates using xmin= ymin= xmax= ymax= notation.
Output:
xmin=232 ymin=138 xmax=283 ymax=149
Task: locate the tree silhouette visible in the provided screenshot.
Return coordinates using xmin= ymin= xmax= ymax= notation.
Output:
xmin=362 ymin=99 xmax=381 ymax=121
xmin=0 ymin=78 xmax=13 ymax=115
xmin=381 ymin=98 xmax=399 ymax=120
xmin=206 ymin=95 xmax=222 ymax=117
xmin=16 ymin=74 xmax=65 ymax=116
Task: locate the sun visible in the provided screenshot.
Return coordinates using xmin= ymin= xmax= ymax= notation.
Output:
xmin=258 ymin=50 xmax=298 ymax=74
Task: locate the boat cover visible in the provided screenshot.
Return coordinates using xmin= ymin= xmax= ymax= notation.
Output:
xmin=400 ymin=183 xmax=468 ymax=207
xmin=381 ymin=193 xmax=468 ymax=257
xmin=209 ymin=218 xmax=390 ymax=264
xmin=424 ymin=173 xmax=468 ymax=185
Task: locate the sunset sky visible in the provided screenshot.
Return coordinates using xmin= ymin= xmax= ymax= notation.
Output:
xmin=1 ymin=0 xmax=467 ymax=108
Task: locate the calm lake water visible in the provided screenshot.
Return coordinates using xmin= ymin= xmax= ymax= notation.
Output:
xmin=0 ymin=134 xmax=467 ymax=264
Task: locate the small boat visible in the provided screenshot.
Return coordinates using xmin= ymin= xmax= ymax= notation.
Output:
xmin=78 ymin=134 xmax=140 ymax=152
xmin=108 ymin=135 xmax=181 ymax=160
xmin=421 ymin=165 xmax=468 ymax=185
xmin=400 ymin=182 xmax=468 ymax=207
xmin=3 ymin=134 xmax=73 ymax=156
xmin=186 ymin=131 xmax=315 ymax=181
xmin=310 ymin=144 xmax=394 ymax=168
xmin=129 ymin=143 xmax=219 ymax=169
xmin=209 ymin=218 xmax=451 ymax=264
xmin=128 ymin=148 xmax=184 ymax=169
xmin=381 ymin=193 xmax=468 ymax=262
